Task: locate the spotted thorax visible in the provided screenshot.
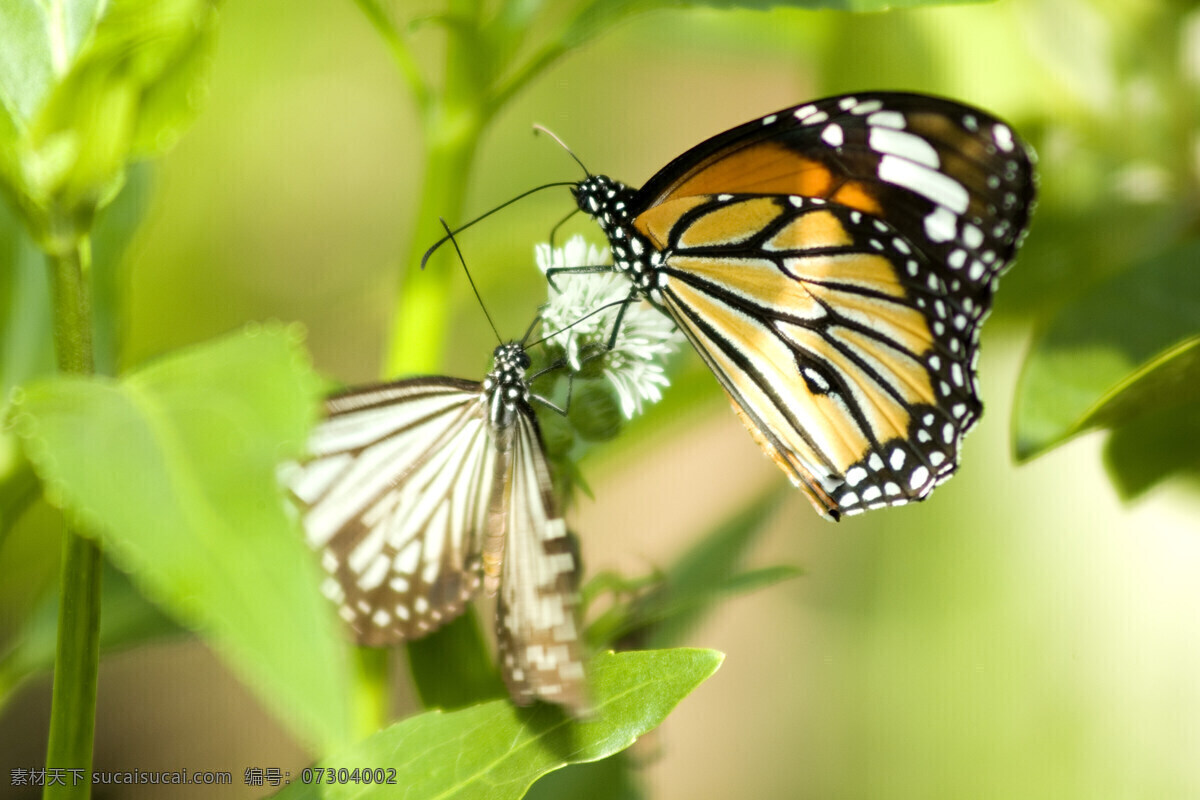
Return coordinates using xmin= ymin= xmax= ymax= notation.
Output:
xmin=536 ymin=235 xmax=684 ymax=418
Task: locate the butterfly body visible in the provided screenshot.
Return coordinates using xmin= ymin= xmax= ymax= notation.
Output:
xmin=290 ymin=342 xmax=587 ymax=711
xmin=571 ymin=92 xmax=1036 ymax=520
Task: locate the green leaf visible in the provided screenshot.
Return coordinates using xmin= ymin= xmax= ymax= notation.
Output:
xmin=0 ymin=0 xmax=219 ymax=248
xmin=272 ymin=648 xmax=722 ymax=800
xmin=1102 ymin=404 xmax=1200 ymax=500
xmin=89 ymin=161 xmax=154 ymax=374
xmin=0 ymin=438 xmax=40 ymax=550
xmin=0 ymin=493 xmax=60 ymax=646
xmin=405 ymin=608 xmax=506 ymax=711
xmin=0 ymin=194 xmax=55 ymax=399
xmin=586 ymin=486 xmax=798 ymax=650
xmin=523 ymin=752 xmax=643 ymax=800
xmin=1013 ymin=239 xmax=1200 ymax=461
xmin=7 ymin=326 xmax=351 ymax=749
xmin=0 ymin=0 xmax=106 ymax=123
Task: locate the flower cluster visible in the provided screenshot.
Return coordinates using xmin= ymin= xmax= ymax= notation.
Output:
xmin=535 ymin=235 xmax=684 ymax=418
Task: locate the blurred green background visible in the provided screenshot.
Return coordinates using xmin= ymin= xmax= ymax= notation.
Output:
xmin=3 ymin=0 xmax=1200 ymax=797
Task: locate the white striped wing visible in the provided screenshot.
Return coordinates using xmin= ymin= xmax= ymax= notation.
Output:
xmin=495 ymin=410 xmax=588 ymax=713
xmin=290 ymin=378 xmax=493 ymax=645
xmin=289 ymin=367 xmax=589 ymax=712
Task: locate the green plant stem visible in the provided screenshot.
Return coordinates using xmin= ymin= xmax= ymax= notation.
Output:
xmin=43 ymin=236 xmax=101 ymax=800
xmin=385 ymin=0 xmax=486 ymax=376
xmin=385 ymin=126 xmax=481 ymax=375
xmin=352 ymin=646 xmax=390 ymax=738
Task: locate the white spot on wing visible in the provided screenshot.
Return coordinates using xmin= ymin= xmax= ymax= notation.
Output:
xmin=910 ymin=466 xmax=930 ymax=489
xmin=869 ymin=127 xmax=940 ymax=169
xmin=867 ymin=110 xmax=906 ymax=129
xmin=993 ymin=123 xmax=1015 ymax=152
xmin=879 ymin=156 xmax=968 ymax=212
xmin=924 ymin=206 xmax=958 ymax=243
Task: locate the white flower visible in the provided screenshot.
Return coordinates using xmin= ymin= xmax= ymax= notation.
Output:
xmin=535 ymin=235 xmax=683 ymax=418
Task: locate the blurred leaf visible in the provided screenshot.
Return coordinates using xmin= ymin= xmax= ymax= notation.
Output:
xmin=569 ymin=379 xmax=623 ymax=442
xmin=0 ymin=1 xmax=104 ymax=121
xmin=6 ymin=326 xmax=351 ymax=749
xmin=272 ymin=648 xmax=722 ymax=800
xmin=0 ymin=439 xmax=40 ymax=549
xmin=1103 ymin=404 xmax=1200 ymax=500
xmin=537 ymin=408 xmax=576 ymax=458
xmin=0 ymin=196 xmax=55 ymax=399
xmin=1013 ymin=239 xmax=1200 ymax=461
xmin=1077 ymin=339 xmax=1200 ymax=431
xmin=587 ymin=486 xmax=798 ymax=650
xmin=405 ymin=607 xmax=506 ymax=711
xmin=524 ymin=751 xmax=643 ymax=800
xmin=90 ymin=161 xmax=154 ymax=375
xmin=0 ymin=493 xmax=60 ymax=647
xmin=0 ymin=558 xmax=181 ymax=710
xmin=0 ymin=0 xmax=219 ymax=248
xmin=589 ymin=353 xmax=718 ymax=468
xmin=562 ymin=0 xmax=990 ymax=49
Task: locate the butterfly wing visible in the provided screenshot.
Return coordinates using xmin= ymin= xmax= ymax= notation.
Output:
xmin=608 ymin=93 xmax=1035 ymax=518
xmin=637 ymin=92 xmax=1033 ymax=266
xmin=645 ymin=195 xmax=983 ymax=517
xmin=494 ymin=407 xmax=588 ymax=713
xmin=290 ymin=378 xmax=493 ymax=645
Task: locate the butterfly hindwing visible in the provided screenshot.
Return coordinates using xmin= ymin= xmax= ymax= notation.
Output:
xmin=496 ymin=410 xmax=588 ymax=712
xmin=655 ymin=194 xmax=978 ymax=515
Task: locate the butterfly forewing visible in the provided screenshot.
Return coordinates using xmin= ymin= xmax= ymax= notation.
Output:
xmin=292 ymin=378 xmax=491 ymax=644
xmin=575 ymin=91 xmax=1036 ymax=519
xmin=289 ymin=344 xmax=588 ymax=710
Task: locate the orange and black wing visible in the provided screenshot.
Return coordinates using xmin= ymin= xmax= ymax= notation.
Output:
xmin=600 ymin=92 xmax=1035 ymax=518
xmin=642 ymin=193 xmax=986 ymax=518
xmin=635 ymin=92 xmax=1034 ymax=306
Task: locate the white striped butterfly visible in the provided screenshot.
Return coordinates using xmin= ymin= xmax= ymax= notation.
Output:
xmin=565 ymin=92 xmax=1036 ymax=520
xmin=288 ymin=340 xmax=587 ymax=712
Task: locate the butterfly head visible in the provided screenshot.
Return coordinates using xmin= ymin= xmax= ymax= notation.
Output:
xmin=484 ymin=343 xmax=532 ymax=411
xmin=572 ymin=175 xmax=636 ymax=228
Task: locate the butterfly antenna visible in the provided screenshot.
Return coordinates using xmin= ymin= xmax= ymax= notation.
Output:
xmin=532 ymin=124 xmax=591 ymax=178
xmin=420 ymin=182 xmax=578 ymax=270
xmin=439 ymin=218 xmax=502 ymax=345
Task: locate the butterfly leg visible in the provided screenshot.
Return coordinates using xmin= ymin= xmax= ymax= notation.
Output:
xmin=544 ymin=264 xmax=611 ymax=293
xmin=529 ymin=336 xmax=611 ymax=416
xmin=603 ymin=289 xmax=638 ymax=351
xmin=547 ymin=207 xmax=580 ymax=250
xmin=519 ymin=314 xmax=543 ymax=346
